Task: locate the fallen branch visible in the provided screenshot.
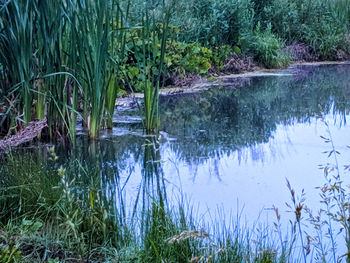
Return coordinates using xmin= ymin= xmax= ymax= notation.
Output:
xmin=0 ymin=118 xmax=47 ymax=151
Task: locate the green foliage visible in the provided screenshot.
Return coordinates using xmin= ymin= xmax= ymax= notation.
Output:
xmin=257 ymin=0 xmax=350 ymax=59
xmin=165 ymin=42 xmax=213 ymax=74
xmin=251 ymin=0 xmax=274 ymax=26
xmin=121 ymin=28 xmax=165 ymax=93
xmin=0 ymin=245 xmax=21 ymax=263
xmin=261 ymin=0 xmax=299 ymax=41
xmin=212 ymin=45 xmax=235 ymax=69
xmin=171 ymin=0 xmax=254 ymax=46
xmin=240 ymin=23 xmax=292 ymax=68
xmin=301 ymin=15 xmax=349 ymax=59
xmin=165 ymin=42 xmax=233 ymax=75
xmin=122 ymin=39 xmax=233 ymax=90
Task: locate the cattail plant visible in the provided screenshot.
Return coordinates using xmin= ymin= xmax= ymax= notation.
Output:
xmin=140 ymin=0 xmax=172 ymax=133
xmin=105 ymin=0 xmax=131 ymax=130
xmin=68 ymin=0 xmax=116 ymax=138
xmin=0 ymin=1 xmax=36 ymax=123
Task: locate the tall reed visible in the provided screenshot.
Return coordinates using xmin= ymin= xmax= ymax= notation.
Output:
xmin=0 ymin=1 xmax=36 ymax=123
xmin=140 ymin=0 xmax=172 ymax=133
xmin=105 ymin=1 xmax=131 ymax=130
xmin=0 ymin=1 xmax=81 ymax=141
xmin=36 ymin=1 xmax=80 ymax=142
xmin=68 ymin=0 xmax=116 ymax=138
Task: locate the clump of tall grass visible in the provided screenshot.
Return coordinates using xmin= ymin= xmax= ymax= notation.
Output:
xmin=138 ymin=0 xmax=172 ymax=133
xmin=0 ymin=1 xmax=80 ymax=141
xmin=68 ymin=1 xmax=117 ymax=138
xmin=0 ymin=1 xmax=36 ymax=123
xmin=240 ymin=23 xmax=292 ymax=68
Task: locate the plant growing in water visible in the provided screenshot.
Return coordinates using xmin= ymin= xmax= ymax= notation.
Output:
xmin=140 ymin=0 xmax=172 ymax=133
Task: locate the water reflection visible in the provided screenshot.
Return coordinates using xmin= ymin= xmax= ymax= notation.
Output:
xmin=158 ymin=65 xmax=350 ymax=166
xmin=1 ymin=64 xmax=350 ymax=225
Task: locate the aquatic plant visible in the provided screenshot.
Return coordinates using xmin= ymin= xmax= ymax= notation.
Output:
xmin=140 ymin=0 xmax=172 ymax=133
xmin=0 ymin=1 xmax=36 ymax=123
xmin=1 ymin=0 xmax=350 ymax=142
xmin=67 ymin=1 xmax=114 ymax=138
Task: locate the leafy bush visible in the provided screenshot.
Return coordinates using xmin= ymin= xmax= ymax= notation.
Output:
xmin=118 ymin=28 xmax=164 ymax=92
xmin=119 ymin=34 xmax=235 ymax=91
xmin=165 ymin=42 xmax=213 ymax=74
xmin=212 ymin=45 xmax=234 ymax=69
xmin=240 ymin=23 xmax=292 ymax=68
xmin=166 ymin=42 xmax=235 ymax=75
xmin=251 ymin=0 xmax=274 ymax=26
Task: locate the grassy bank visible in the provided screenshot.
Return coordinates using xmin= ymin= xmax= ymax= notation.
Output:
xmin=0 ymin=0 xmax=350 ymax=139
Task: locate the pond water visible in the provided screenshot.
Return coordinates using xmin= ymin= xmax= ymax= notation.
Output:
xmin=98 ymin=64 xmax=350 ymax=224
xmin=2 ymin=63 xmax=350 ymax=229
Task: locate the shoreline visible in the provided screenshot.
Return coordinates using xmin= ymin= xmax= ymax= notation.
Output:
xmin=116 ymin=60 xmax=350 ymax=108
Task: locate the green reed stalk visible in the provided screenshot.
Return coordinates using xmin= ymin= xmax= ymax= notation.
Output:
xmin=0 ymin=1 xmax=36 ymax=123
xmin=71 ymin=0 xmax=116 ymax=138
xmin=142 ymin=0 xmax=172 ymax=133
xmin=36 ymin=1 xmax=67 ymax=134
xmin=105 ymin=78 xmax=118 ymax=130
xmin=105 ymin=0 xmax=130 ymax=129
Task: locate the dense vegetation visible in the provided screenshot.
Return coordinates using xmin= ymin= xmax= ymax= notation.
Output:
xmin=0 ymin=0 xmax=350 ymax=140
xmin=0 ymin=2 xmax=350 ymax=260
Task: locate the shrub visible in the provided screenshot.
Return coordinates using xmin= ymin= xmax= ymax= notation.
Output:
xmin=251 ymin=0 xmax=274 ymax=27
xmin=212 ymin=45 xmax=234 ymax=69
xmin=262 ymin=0 xmax=300 ymax=41
xmin=177 ymin=43 xmax=213 ymax=74
xmin=171 ymin=0 xmax=254 ymax=46
xmin=302 ymin=16 xmax=349 ymax=59
xmin=166 ymin=41 xmax=237 ymax=75
xmin=240 ymin=23 xmax=292 ymax=68
xmin=261 ymin=0 xmax=350 ymax=60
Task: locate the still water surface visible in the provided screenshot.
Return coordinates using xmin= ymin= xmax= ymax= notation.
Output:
xmin=4 ymin=64 xmax=350 ymax=226
xmin=71 ymin=63 xmax=350 ymax=225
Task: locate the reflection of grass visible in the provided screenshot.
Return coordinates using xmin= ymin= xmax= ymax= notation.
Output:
xmin=0 ymin=152 xmax=280 ymax=262
xmin=1 ymin=131 xmax=350 ymax=262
